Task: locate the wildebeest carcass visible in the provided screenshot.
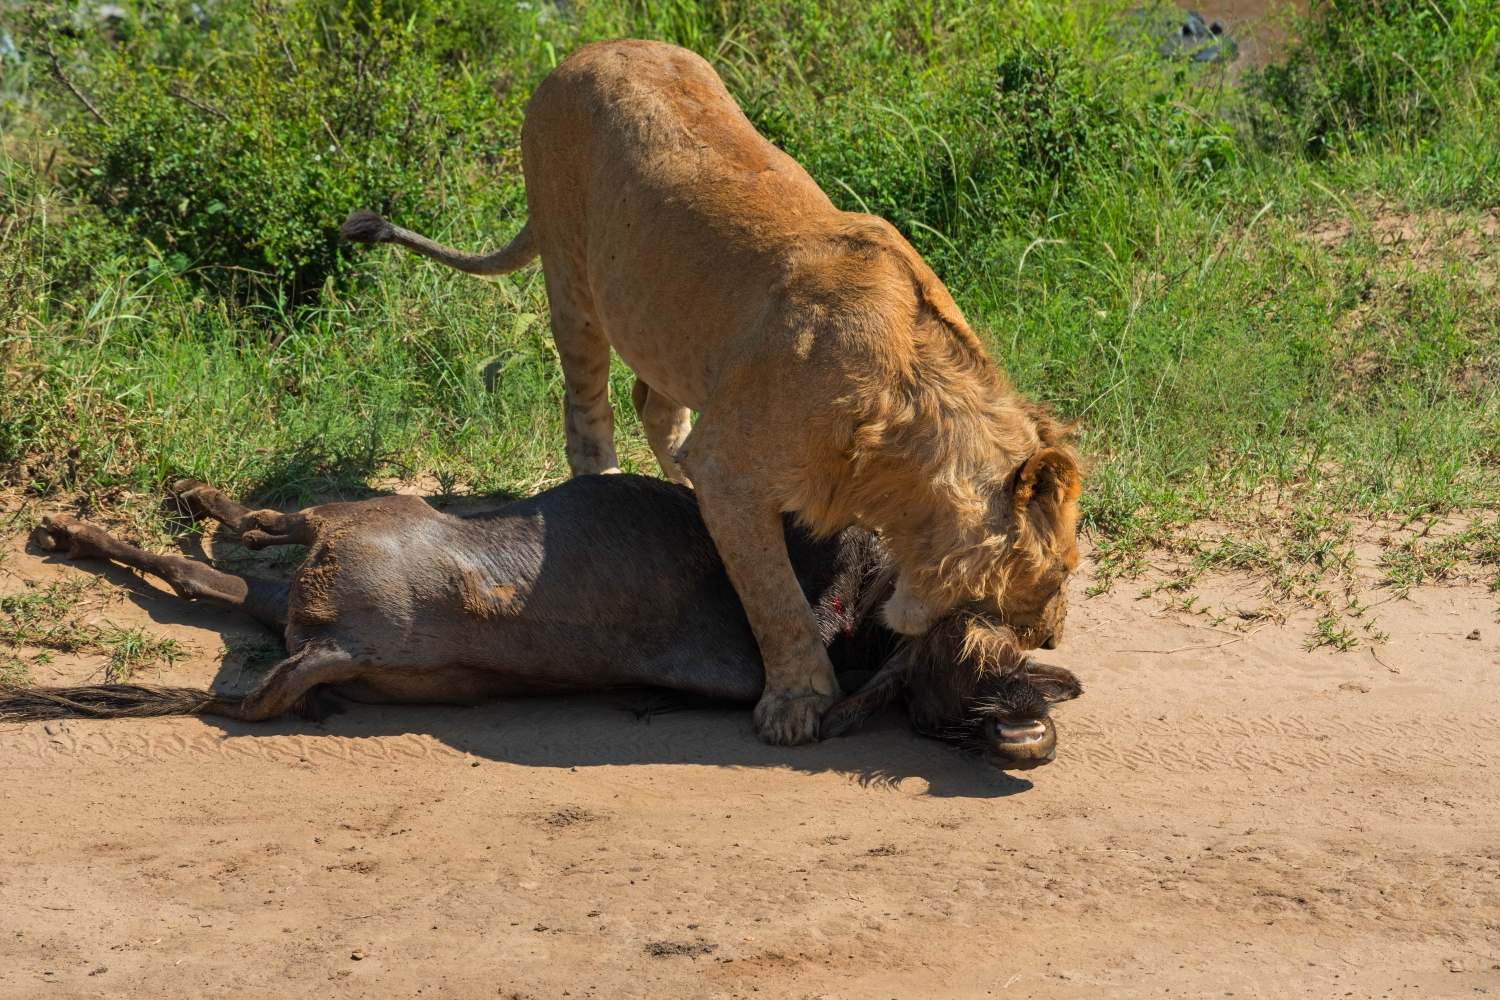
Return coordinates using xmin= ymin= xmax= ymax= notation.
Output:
xmin=0 ymin=475 xmax=1083 ymax=769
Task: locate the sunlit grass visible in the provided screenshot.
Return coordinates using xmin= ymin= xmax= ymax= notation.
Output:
xmin=0 ymin=0 xmax=1496 ymax=650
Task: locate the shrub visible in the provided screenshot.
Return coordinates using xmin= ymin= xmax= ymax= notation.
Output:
xmin=1246 ymin=0 xmax=1500 ymax=154
xmin=16 ymin=0 xmax=522 ymax=300
xmin=775 ymin=39 xmax=1238 ymax=285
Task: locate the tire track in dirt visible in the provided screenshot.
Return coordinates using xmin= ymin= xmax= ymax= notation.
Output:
xmin=16 ymin=710 xmax=1496 ymax=772
xmin=6 ymin=723 xmax=467 ymax=767
xmin=1059 ymin=711 xmax=1500 ymax=772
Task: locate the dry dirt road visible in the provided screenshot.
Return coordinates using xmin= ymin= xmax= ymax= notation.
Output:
xmin=1 ymin=521 xmax=1498 ymax=1000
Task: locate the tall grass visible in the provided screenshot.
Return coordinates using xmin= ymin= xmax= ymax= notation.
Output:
xmin=1 ymin=0 xmax=1496 ymax=540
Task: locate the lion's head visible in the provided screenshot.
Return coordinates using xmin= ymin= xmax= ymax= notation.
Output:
xmin=882 ymin=447 xmax=1082 ymax=649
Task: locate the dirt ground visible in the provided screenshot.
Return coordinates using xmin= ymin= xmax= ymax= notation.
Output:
xmin=1 ymin=512 xmax=1498 ymax=1000
xmin=1175 ymin=0 xmax=1306 ymax=65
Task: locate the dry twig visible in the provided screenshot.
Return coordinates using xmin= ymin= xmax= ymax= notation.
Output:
xmin=44 ymin=38 xmax=110 ymax=126
xmin=168 ymin=82 xmax=233 ymax=124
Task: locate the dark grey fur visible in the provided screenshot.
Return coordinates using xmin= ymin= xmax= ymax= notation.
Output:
xmin=5 ymin=475 xmax=1081 ymax=768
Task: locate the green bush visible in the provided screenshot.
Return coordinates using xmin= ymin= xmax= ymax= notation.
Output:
xmin=994 ymin=44 xmax=1236 ymax=186
xmin=1246 ymin=0 xmax=1500 ymax=154
xmin=17 ymin=0 xmax=524 ymax=300
xmin=771 ymin=38 xmax=1238 ymax=288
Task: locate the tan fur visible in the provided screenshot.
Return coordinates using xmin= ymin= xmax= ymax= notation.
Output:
xmin=341 ymin=40 xmax=1082 ymax=745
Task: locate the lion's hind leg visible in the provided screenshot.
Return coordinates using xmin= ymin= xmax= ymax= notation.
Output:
xmin=541 ymin=262 xmax=621 ymax=476
xmin=630 ymin=378 xmax=693 ymax=485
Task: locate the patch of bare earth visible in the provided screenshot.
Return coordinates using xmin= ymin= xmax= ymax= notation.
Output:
xmin=2 ymin=499 xmax=1498 ymax=998
xmin=1304 ymin=206 xmax=1500 ymax=276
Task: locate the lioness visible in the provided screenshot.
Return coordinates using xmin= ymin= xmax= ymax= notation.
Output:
xmin=342 ymin=39 xmax=1081 ymax=745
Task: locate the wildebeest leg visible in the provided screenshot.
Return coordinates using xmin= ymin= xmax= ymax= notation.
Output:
xmin=35 ymin=515 xmax=290 ymax=631
xmin=680 ymin=423 xmax=839 ymax=746
xmin=630 ymin=377 xmax=693 ymax=485
xmin=200 ymin=644 xmax=362 ymax=721
xmin=170 ymin=479 xmax=312 ymax=550
xmin=544 ymin=262 xmax=620 ymax=475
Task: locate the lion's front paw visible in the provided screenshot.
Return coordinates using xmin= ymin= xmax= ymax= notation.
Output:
xmin=753 ymin=689 xmax=838 ymax=746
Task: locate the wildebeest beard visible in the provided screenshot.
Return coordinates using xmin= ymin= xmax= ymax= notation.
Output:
xmin=822 ymin=610 xmax=1083 ymax=769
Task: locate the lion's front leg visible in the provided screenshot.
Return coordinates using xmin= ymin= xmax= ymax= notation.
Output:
xmin=682 ymin=444 xmax=840 ymax=746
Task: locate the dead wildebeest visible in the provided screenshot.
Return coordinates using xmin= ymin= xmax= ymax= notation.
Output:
xmin=0 ymin=475 xmax=1082 ymax=769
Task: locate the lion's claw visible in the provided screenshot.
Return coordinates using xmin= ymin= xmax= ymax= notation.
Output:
xmin=753 ymin=689 xmax=839 ymax=746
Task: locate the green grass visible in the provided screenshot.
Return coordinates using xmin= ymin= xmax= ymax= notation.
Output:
xmin=0 ymin=578 xmax=182 ymax=683
xmin=220 ymin=632 xmax=288 ymax=674
xmin=1 ymin=0 xmax=1497 ymax=650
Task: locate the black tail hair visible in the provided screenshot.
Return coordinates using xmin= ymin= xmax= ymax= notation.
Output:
xmin=0 ymin=684 xmax=222 ymax=722
xmin=340 ymin=209 xmax=396 ymax=244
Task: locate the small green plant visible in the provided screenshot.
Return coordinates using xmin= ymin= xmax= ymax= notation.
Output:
xmin=270 ymin=545 xmax=308 ymax=566
xmin=1305 ymin=613 xmax=1359 ymax=652
xmin=1 ymin=657 xmax=36 ymax=686
xmin=0 ymin=579 xmax=183 ymax=682
xmin=221 ymin=633 xmax=286 ymax=672
xmin=1380 ymin=517 xmax=1500 ymax=597
xmin=98 ymin=623 xmax=182 ymax=682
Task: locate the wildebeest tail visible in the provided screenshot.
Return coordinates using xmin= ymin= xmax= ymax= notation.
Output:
xmin=0 ymin=684 xmax=231 ymax=722
xmin=340 ymin=210 xmax=538 ymax=277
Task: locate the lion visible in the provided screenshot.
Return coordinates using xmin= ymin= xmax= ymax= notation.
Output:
xmin=341 ymin=38 xmax=1082 ymax=746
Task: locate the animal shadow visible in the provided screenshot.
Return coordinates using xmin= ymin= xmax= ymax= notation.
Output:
xmin=21 ymin=515 xmax=1032 ymax=800
xmin=205 ymin=681 xmax=1036 ymax=799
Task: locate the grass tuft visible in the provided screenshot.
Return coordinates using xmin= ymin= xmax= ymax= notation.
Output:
xmin=220 ymin=633 xmax=288 ymax=673
xmin=0 ymin=579 xmax=183 ymax=683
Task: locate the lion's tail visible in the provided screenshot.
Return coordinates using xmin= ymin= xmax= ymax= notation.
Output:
xmin=341 ymin=210 xmax=538 ymax=277
xmin=0 ymin=683 xmax=234 ymax=722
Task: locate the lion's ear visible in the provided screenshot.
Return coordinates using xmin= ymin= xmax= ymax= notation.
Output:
xmin=1012 ymin=448 xmax=1082 ymax=512
xmin=1010 ymin=449 xmax=1082 ymax=558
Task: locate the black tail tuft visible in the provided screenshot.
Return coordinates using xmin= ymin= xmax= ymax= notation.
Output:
xmin=0 ymin=684 xmax=222 ymax=721
xmin=340 ymin=209 xmax=396 ymax=244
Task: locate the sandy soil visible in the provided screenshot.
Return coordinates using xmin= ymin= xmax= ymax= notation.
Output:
xmin=1 ymin=519 xmax=1498 ymax=1000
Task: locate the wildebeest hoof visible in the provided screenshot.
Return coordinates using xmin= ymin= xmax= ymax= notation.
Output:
xmin=753 ymin=690 xmax=837 ymax=746
xmin=169 ymin=479 xmax=219 ymax=521
xmin=35 ymin=515 xmax=107 ymax=560
xmin=32 ymin=524 xmax=59 ymax=552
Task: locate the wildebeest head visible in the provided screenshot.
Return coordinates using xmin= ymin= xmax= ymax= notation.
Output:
xmin=823 ymin=612 xmax=1082 ymax=769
